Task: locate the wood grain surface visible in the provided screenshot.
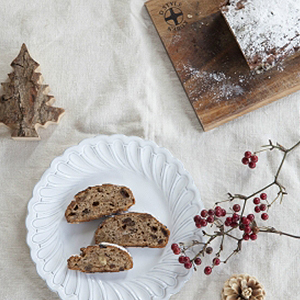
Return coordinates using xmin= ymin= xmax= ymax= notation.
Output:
xmin=145 ymin=0 xmax=300 ymax=131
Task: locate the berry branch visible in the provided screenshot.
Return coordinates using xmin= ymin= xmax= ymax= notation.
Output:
xmin=259 ymin=227 xmax=300 ymax=239
xmin=171 ymin=139 xmax=300 ymax=275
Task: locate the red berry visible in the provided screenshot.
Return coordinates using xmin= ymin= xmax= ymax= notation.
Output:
xmin=232 ymin=213 xmax=240 ymax=222
xmin=206 ymin=215 xmax=214 ymax=223
xmin=244 ymin=151 xmax=252 ymax=158
xmin=250 ymin=233 xmax=257 ymax=240
xmin=253 ymin=197 xmax=260 ymax=205
xmin=173 ymin=247 xmax=181 ymax=255
xmin=215 ymin=209 xmax=222 ymax=217
xmin=194 ymin=215 xmax=202 ymax=223
xmin=171 ymin=243 xmax=178 ymax=251
xmin=221 ymin=209 xmax=227 ymax=217
xmin=254 ymin=206 xmax=261 ymax=213
xmin=215 ymin=206 xmax=222 ymax=212
xmin=261 ymin=213 xmax=269 ymax=220
xmin=196 ymin=223 xmax=202 ymax=228
xmin=260 ymin=204 xmax=267 ymax=211
xmin=260 ymin=193 xmax=267 ymax=200
xmin=233 ymin=204 xmax=241 ymax=212
xmin=247 ymin=214 xmax=255 ymax=222
xmin=225 ymin=220 xmax=231 ymax=226
xmin=242 ymin=218 xmax=250 ymax=226
xmin=244 ymin=225 xmax=251 ymax=234
xmin=242 ymin=157 xmax=249 ymax=165
xmin=184 ymin=262 xmax=193 ymax=269
xmin=201 ymin=210 xmax=208 ymax=218
xmin=204 ymin=266 xmax=212 ymax=275
xmin=231 ymin=222 xmax=238 ymax=228
xmin=225 ymin=217 xmax=232 ymax=226
xmin=213 ymin=257 xmax=221 ymax=266
xmin=178 ymin=256 xmax=186 ymax=264
xmin=208 ymin=209 xmax=215 ymax=216
xmin=200 ymin=219 xmax=207 ymax=227
xmin=184 ymin=256 xmax=190 ymax=263
xmin=243 ymin=234 xmax=250 ymax=240
xmin=249 ymin=162 xmax=256 ymax=169
xmin=250 ymin=155 xmax=258 ymax=163
xmin=194 ymin=258 xmax=202 ymax=265
xmin=226 ymin=217 xmax=233 ymax=223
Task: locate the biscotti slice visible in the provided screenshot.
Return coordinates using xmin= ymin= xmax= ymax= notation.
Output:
xmin=220 ymin=0 xmax=300 ymax=73
xmin=67 ymin=243 xmax=133 ymax=273
xmin=65 ymin=184 xmax=135 ymax=223
xmin=94 ymin=212 xmax=170 ymax=248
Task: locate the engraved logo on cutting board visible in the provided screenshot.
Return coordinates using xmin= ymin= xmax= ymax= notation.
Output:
xmin=159 ymin=2 xmax=187 ymax=31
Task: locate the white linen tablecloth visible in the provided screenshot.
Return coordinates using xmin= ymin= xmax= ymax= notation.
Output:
xmin=1 ymin=0 xmax=300 ymax=299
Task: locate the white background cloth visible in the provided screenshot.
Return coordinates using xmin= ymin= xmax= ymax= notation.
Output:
xmin=1 ymin=0 xmax=300 ymax=299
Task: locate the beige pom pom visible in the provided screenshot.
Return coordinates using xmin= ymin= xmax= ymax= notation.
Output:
xmin=221 ymin=274 xmax=266 ymax=300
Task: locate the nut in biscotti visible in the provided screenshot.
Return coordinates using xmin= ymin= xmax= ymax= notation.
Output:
xmin=67 ymin=244 xmax=133 ymax=273
xmin=94 ymin=212 xmax=170 ymax=248
xmin=65 ymin=184 xmax=135 ymax=223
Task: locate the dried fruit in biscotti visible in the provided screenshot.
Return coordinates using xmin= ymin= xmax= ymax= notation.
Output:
xmin=65 ymin=184 xmax=135 ymax=223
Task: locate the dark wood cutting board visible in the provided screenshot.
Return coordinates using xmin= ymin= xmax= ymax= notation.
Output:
xmin=145 ymin=0 xmax=300 ymax=131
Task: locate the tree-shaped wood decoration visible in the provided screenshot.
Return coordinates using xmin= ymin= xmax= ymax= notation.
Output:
xmin=0 ymin=44 xmax=65 ymax=140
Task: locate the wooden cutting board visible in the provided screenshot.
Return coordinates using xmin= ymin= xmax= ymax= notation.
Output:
xmin=145 ymin=0 xmax=300 ymax=131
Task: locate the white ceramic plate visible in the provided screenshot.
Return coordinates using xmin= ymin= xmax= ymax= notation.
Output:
xmin=26 ymin=134 xmax=204 ymax=300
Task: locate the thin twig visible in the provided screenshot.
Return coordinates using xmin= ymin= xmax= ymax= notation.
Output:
xmin=259 ymin=227 xmax=300 ymax=239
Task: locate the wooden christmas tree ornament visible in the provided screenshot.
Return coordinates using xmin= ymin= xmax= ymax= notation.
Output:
xmin=0 ymin=44 xmax=65 ymax=140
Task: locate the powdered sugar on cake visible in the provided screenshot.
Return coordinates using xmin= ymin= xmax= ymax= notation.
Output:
xmin=221 ymin=0 xmax=300 ymax=72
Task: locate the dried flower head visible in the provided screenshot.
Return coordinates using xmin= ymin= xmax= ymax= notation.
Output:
xmin=222 ymin=274 xmax=266 ymax=300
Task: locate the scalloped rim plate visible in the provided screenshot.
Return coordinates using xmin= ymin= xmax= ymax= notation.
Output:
xmin=26 ymin=134 xmax=204 ymax=300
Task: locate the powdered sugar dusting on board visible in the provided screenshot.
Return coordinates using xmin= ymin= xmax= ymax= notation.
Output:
xmin=180 ymin=64 xmax=246 ymax=104
xmin=221 ymin=0 xmax=300 ymax=72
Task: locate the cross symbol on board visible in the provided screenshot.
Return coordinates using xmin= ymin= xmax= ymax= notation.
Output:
xmin=164 ymin=8 xmax=183 ymax=26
